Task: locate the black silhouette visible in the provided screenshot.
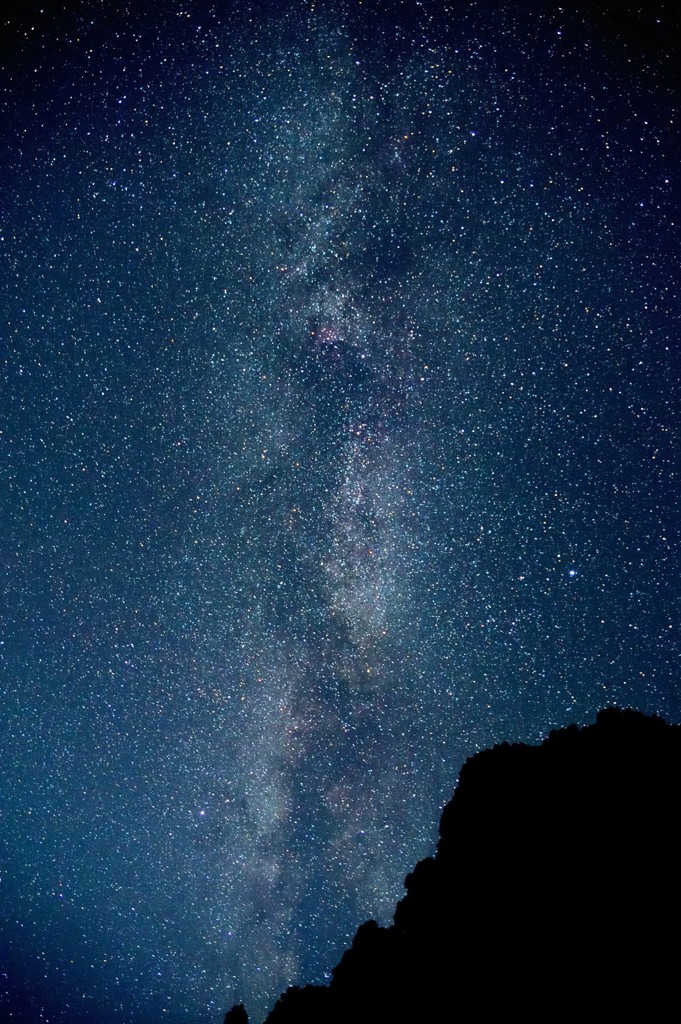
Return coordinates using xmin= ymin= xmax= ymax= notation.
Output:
xmin=223 ymin=1003 xmax=249 ymax=1024
xmin=226 ymin=707 xmax=681 ymax=1023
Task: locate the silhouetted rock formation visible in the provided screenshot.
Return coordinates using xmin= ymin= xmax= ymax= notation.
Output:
xmin=227 ymin=708 xmax=680 ymax=1023
xmin=224 ymin=1004 xmax=249 ymax=1024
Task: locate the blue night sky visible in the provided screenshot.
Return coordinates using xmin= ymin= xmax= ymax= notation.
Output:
xmin=1 ymin=2 xmax=678 ymax=1021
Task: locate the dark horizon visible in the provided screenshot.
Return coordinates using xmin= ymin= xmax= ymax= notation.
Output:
xmin=244 ymin=706 xmax=680 ymax=1024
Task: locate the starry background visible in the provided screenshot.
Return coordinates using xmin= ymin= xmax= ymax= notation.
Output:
xmin=0 ymin=1 xmax=678 ymax=1021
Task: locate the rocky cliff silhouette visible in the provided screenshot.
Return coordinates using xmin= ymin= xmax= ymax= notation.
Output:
xmin=226 ymin=707 xmax=681 ymax=1023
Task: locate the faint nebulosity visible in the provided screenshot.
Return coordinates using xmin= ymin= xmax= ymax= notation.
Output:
xmin=0 ymin=2 xmax=678 ymax=1022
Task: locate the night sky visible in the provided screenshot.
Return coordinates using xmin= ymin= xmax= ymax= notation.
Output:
xmin=1 ymin=2 xmax=678 ymax=1021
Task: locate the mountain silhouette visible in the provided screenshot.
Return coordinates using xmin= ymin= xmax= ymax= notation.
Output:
xmin=227 ymin=707 xmax=680 ymax=1023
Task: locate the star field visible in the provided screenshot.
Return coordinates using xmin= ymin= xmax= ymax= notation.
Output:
xmin=1 ymin=2 xmax=678 ymax=1021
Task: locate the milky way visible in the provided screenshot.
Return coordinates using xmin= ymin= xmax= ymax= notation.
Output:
xmin=1 ymin=2 xmax=678 ymax=1021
